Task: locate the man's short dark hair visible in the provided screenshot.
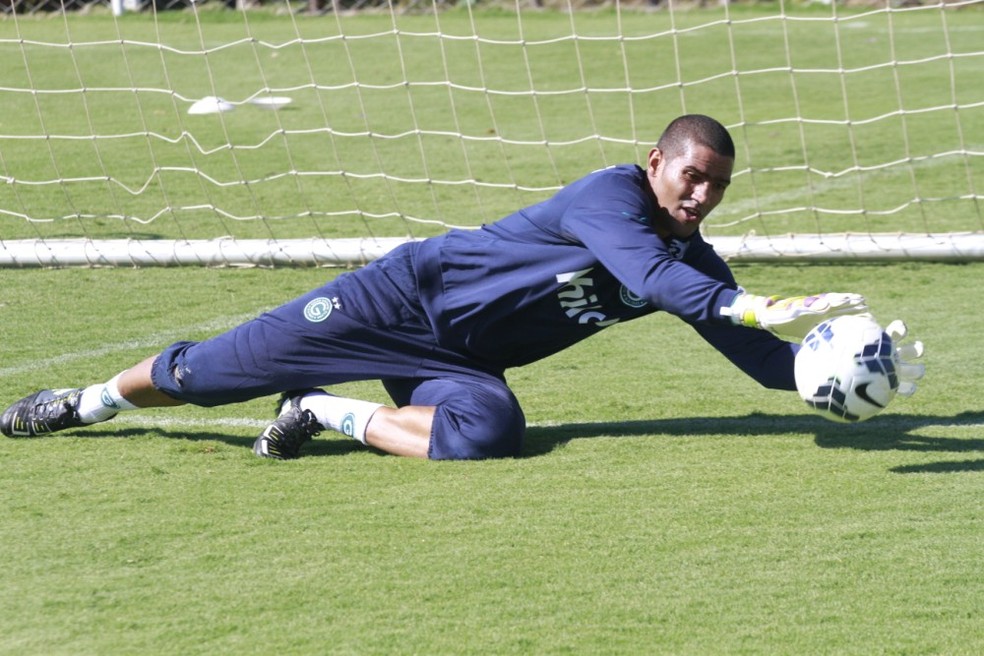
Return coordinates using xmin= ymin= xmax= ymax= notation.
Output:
xmin=656 ymin=114 xmax=735 ymax=160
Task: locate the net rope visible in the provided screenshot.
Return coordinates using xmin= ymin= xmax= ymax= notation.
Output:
xmin=0 ymin=0 xmax=981 ymax=266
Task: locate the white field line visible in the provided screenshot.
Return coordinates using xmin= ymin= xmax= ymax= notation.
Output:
xmin=102 ymin=413 xmax=984 ymax=434
xmin=530 ymin=417 xmax=984 ymax=432
xmin=113 ymin=414 xmax=269 ymax=430
xmin=0 ymin=311 xmax=262 ymax=379
xmin=715 ymin=147 xmax=983 ymax=222
xmin=727 ymin=24 xmax=984 ymax=37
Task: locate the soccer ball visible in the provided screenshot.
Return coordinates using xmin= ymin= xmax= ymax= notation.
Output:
xmin=794 ymin=315 xmax=899 ymax=423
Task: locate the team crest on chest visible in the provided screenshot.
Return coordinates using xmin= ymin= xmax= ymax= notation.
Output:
xmin=667 ymin=238 xmax=689 ymax=260
xmin=619 ymin=285 xmax=647 ymax=309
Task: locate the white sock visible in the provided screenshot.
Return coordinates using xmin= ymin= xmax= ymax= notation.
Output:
xmin=76 ymin=374 xmax=140 ymax=424
xmin=297 ymin=390 xmax=383 ymax=446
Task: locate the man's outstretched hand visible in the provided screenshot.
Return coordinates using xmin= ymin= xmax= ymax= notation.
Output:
xmin=727 ymin=292 xmax=870 ymax=341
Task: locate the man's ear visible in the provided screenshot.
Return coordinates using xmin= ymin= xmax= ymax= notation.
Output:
xmin=647 ymin=147 xmax=663 ymax=175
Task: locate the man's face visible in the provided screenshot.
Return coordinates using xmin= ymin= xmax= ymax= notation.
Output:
xmin=646 ymin=143 xmax=733 ymax=240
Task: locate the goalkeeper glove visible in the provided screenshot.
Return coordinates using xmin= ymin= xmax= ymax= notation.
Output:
xmin=726 ymin=292 xmax=870 ymax=341
xmin=886 ymin=319 xmax=925 ymax=397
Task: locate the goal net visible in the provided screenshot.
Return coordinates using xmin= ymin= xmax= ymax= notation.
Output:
xmin=1 ymin=0 xmax=982 ymax=267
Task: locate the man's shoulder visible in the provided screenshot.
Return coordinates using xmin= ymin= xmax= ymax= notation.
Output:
xmin=565 ymin=164 xmax=650 ymax=211
xmin=581 ymin=163 xmax=645 ymax=185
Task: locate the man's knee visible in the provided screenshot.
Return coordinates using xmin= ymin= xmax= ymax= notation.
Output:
xmin=431 ymin=391 xmax=525 ymax=460
xmin=151 ymin=340 xmax=272 ymax=407
xmin=389 ymin=378 xmax=525 ymax=460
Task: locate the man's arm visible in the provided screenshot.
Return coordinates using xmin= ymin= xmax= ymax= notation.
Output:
xmin=560 ymin=170 xmax=870 ymax=338
xmin=559 ymin=174 xmax=743 ymax=324
xmin=690 ymin=321 xmax=799 ymax=391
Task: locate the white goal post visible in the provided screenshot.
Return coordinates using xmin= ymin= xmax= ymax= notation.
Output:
xmin=0 ymin=0 xmax=982 ymax=267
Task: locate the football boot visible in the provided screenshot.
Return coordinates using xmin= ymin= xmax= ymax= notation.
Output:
xmin=253 ymin=391 xmax=324 ymax=460
xmin=1 ymin=388 xmax=86 ymax=437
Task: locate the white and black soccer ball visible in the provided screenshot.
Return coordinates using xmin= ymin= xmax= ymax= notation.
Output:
xmin=794 ymin=315 xmax=900 ymax=423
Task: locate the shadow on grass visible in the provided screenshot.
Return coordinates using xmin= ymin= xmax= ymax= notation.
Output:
xmin=56 ymin=410 xmax=984 ymax=473
xmin=523 ymin=410 xmax=984 ymax=474
xmin=72 ymin=425 xmax=366 ymax=458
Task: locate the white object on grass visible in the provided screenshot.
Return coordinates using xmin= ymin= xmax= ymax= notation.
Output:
xmin=188 ymin=96 xmax=236 ymax=115
xmin=250 ymin=96 xmax=293 ymax=110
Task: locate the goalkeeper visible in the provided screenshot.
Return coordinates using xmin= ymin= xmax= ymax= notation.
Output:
xmin=0 ymin=115 xmax=923 ymax=460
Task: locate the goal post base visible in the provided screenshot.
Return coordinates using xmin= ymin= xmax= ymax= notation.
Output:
xmin=711 ymin=232 xmax=984 ymax=263
xmin=0 ymin=237 xmax=416 ymax=268
xmin=2 ymin=233 xmax=982 ymax=268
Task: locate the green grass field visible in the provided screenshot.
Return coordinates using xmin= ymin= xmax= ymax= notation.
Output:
xmin=2 ymin=262 xmax=982 ymax=654
xmin=2 ymin=3 xmax=983 ymax=654
xmin=1 ymin=3 xmax=982 ymax=243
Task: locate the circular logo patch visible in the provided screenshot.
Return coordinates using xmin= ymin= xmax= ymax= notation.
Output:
xmin=340 ymin=412 xmax=356 ymax=438
xmin=619 ymin=285 xmax=647 ymax=309
xmin=303 ymin=297 xmax=334 ymax=323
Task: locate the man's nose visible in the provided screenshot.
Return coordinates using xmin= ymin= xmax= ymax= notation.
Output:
xmin=692 ymin=182 xmax=709 ymax=204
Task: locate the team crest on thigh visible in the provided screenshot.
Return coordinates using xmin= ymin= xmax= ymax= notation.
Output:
xmin=303 ymin=297 xmax=338 ymax=323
